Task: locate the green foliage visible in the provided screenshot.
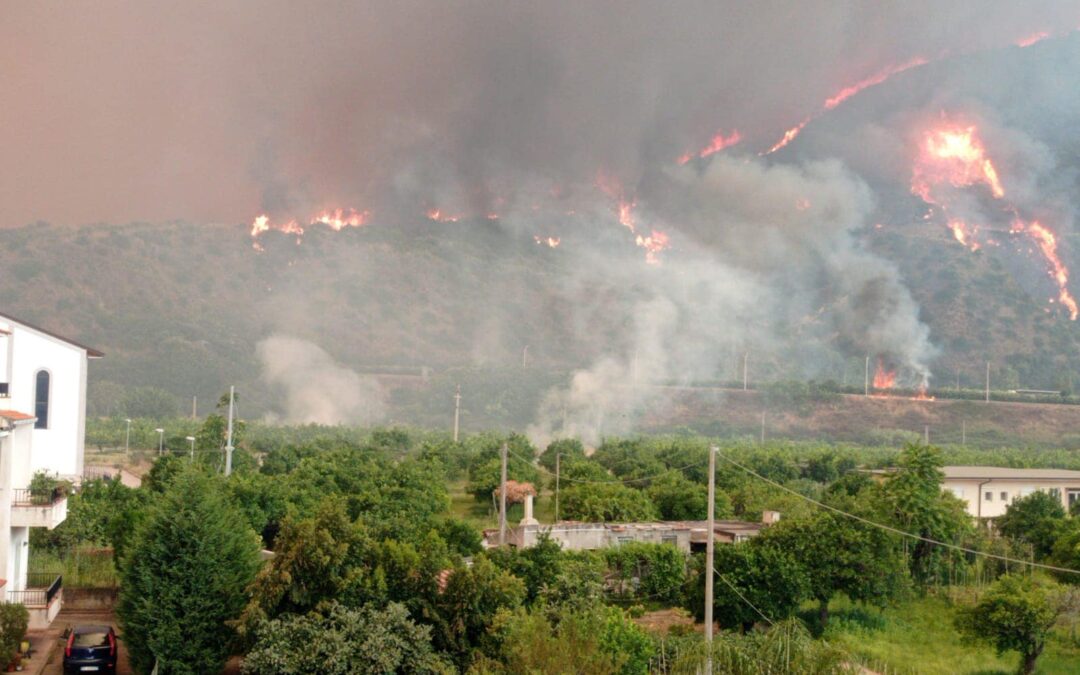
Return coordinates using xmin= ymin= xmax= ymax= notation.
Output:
xmin=758 ymin=511 xmax=907 ymax=627
xmin=117 ymin=468 xmax=262 ymax=675
xmin=884 ymin=443 xmax=974 ymax=586
xmin=956 ymin=573 xmax=1078 ymax=674
xmin=689 ymin=544 xmax=810 ymax=631
xmin=670 ymin=618 xmax=855 ymax=675
xmin=434 ymin=555 xmax=526 ymax=669
xmin=560 ymin=481 xmax=659 ymax=522
xmin=487 ymin=602 xmax=654 ymax=675
xmin=466 ymin=435 xmax=541 ymax=503
xmin=647 ymin=472 xmax=732 ymax=520
xmin=0 ymin=604 xmax=28 ymax=670
xmin=241 ymin=601 xmax=452 ymax=674
xmin=538 ymin=438 xmax=585 ymax=472
xmin=603 ymin=542 xmax=688 ymax=604
xmin=998 ymin=491 xmax=1067 ymax=560
xmin=487 ymin=533 xmax=564 ymax=603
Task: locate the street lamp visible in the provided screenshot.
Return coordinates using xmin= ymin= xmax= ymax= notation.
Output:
xmin=186 ymin=436 xmax=196 ymax=461
xmin=155 ymin=428 xmax=164 ymax=455
xmin=124 ymin=419 xmax=132 ymax=459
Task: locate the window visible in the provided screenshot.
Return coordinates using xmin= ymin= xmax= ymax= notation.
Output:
xmin=984 ymin=491 xmax=993 ymax=501
xmin=1001 ymin=491 xmax=1009 ymax=502
xmin=33 ymin=370 xmax=49 ymax=429
xmin=660 ymin=534 xmax=678 ymax=547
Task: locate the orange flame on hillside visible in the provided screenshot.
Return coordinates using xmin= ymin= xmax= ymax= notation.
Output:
xmin=823 ymin=58 xmax=928 ymax=110
xmin=947 ymin=218 xmax=980 ymax=251
xmin=595 ymin=172 xmax=671 ymax=264
xmin=1015 ymin=31 xmax=1050 ymax=47
xmin=678 ymin=129 xmax=742 ymax=164
xmin=533 ymin=235 xmax=561 ymax=248
xmin=311 ymin=207 xmax=370 ymax=230
xmin=765 ymin=119 xmax=809 ymax=154
xmin=873 ymin=359 xmax=897 ymax=389
xmin=425 ymin=208 xmax=460 ymax=223
xmin=1012 ymin=219 xmax=1079 ymax=319
xmin=912 ymin=124 xmax=1004 ymax=200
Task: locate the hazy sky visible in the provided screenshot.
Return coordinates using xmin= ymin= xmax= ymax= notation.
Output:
xmin=3 ymin=1 xmax=1079 ymax=227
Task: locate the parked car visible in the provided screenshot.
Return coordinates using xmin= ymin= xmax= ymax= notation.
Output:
xmin=63 ymin=624 xmax=117 ymax=674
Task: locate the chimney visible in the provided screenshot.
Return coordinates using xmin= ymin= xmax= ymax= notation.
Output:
xmin=762 ymin=510 xmax=781 ymax=525
xmin=521 ymin=494 xmax=539 ymax=526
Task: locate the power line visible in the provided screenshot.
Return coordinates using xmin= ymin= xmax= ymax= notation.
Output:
xmin=714 ymin=450 xmax=1080 ymax=577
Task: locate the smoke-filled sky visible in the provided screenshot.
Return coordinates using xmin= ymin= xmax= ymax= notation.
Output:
xmin=4 ymin=1 xmax=1080 ymax=226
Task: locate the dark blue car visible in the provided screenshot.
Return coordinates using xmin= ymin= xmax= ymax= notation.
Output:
xmin=63 ymin=624 xmax=117 ymax=675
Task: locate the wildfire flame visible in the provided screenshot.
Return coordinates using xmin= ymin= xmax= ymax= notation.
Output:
xmin=595 ymin=172 xmax=671 ymax=264
xmin=873 ymin=359 xmax=897 ymax=389
xmin=533 ymin=235 xmax=561 ymax=248
xmin=678 ymin=129 xmax=742 ymax=164
xmin=911 ymin=119 xmax=1077 ymax=319
xmin=1015 ymin=31 xmax=1050 ymax=48
xmin=823 ymin=58 xmax=928 ymax=110
xmin=765 ymin=119 xmax=809 ymax=155
xmin=311 ymin=207 xmax=370 ymax=230
xmin=426 ymin=208 xmax=460 ymax=223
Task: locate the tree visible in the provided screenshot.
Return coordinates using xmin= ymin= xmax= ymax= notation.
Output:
xmin=538 ymin=438 xmax=585 ymax=472
xmin=689 ymin=543 xmax=809 ymax=632
xmin=997 ymin=491 xmax=1066 ymax=560
xmin=646 ymin=472 xmax=732 ymax=521
xmin=884 ymin=443 xmax=973 ymax=585
xmin=759 ymin=511 xmax=906 ymax=627
xmin=560 ymin=482 xmax=658 ymax=522
xmin=956 ymin=573 xmax=1078 ymax=675
xmin=241 ymin=601 xmax=451 ymax=674
xmin=117 ymin=468 xmax=262 ymax=674
xmin=487 ymin=532 xmax=564 ymax=603
xmin=433 ymin=556 xmax=526 ymax=669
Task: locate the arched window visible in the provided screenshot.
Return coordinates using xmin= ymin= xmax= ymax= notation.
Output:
xmin=34 ymin=370 xmax=49 ymax=429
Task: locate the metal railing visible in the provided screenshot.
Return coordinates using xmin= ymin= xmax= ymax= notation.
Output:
xmin=11 ymin=487 xmax=66 ymax=506
xmin=8 ymin=573 xmax=61 ymax=607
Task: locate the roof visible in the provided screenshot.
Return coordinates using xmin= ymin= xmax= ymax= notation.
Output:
xmin=0 ymin=311 xmax=104 ymax=358
xmin=0 ymin=410 xmax=36 ymax=421
xmin=943 ymin=465 xmax=1080 ymax=480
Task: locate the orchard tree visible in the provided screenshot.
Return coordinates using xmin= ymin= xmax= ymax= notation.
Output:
xmin=997 ymin=491 xmax=1066 ymax=560
xmin=956 ymin=573 xmax=1078 ymax=675
xmin=559 ymin=482 xmax=658 ymax=522
xmin=117 ymin=467 xmax=261 ymax=674
xmin=759 ymin=511 xmax=906 ymax=627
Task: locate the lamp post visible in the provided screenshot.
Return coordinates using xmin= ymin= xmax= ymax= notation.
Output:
xmin=124 ymin=418 xmax=132 ymax=459
xmin=155 ymin=428 xmax=164 ymax=456
xmin=186 ymin=436 xmax=196 ymax=461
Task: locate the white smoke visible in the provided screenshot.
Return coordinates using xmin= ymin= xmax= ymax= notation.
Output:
xmin=256 ymin=335 xmax=386 ymax=425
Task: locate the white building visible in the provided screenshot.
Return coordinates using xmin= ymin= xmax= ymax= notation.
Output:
xmin=942 ymin=465 xmax=1080 ymax=519
xmin=0 ymin=312 xmax=102 ymax=628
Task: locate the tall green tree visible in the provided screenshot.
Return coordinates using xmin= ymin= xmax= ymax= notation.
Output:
xmin=689 ymin=543 xmax=809 ymax=632
xmin=117 ymin=468 xmax=262 ymax=674
xmin=956 ymin=573 xmax=1078 ymax=675
xmin=560 ymin=482 xmax=658 ymax=522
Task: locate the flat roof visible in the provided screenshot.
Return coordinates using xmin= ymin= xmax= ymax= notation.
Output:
xmin=0 ymin=311 xmax=103 ymax=358
xmin=943 ymin=465 xmax=1080 ymax=480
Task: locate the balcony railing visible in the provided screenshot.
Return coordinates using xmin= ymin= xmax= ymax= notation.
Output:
xmin=12 ymin=487 xmax=66 ymax=506
xmin=8 ymin=573 xmax=61 ymax=607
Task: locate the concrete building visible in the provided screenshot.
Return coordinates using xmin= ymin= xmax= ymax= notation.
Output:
xmin=0 ymin=313 xmax=102 ymax=628
xmin=484 ymin=495 xmax=777 ymax=552
xmin=941 ymin=465 xmax=1080 ymax=519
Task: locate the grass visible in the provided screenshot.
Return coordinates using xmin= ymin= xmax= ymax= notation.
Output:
xmin=820 ymin=593 xmax=1080 ymax=674
xmin=29 ymin=546 xmax=119 ymax=589
xmin=448 ymin=479 xmax=558 ymax=530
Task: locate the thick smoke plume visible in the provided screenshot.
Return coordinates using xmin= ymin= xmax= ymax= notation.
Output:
xmin=256 ymin=335 xmax=385 ymax=425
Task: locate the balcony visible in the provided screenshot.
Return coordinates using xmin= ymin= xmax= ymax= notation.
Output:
xmin=11 ymin=487 xmax=68 ymax=529
xmin=9 ymin=573 xmax=62 ymax=629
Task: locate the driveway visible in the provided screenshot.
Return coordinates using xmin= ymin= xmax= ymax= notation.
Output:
xmin=37 ymin=610 xmax=130 ymax=675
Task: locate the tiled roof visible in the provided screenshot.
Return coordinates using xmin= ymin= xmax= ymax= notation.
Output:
xmin=0 ymin=410 xmax=36 ymax=421
xmin=943 ymin=465 xmax=1080 ymax=480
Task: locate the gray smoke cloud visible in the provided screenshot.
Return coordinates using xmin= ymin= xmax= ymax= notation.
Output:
xmin=256 ymin=335 xmax=386 ymax=425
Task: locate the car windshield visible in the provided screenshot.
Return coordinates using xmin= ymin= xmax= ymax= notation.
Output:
xmin=73 ymin=632 xmax=109 ymax=647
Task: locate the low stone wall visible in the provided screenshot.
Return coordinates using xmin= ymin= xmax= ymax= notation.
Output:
xmin=63 ymin=587 xmax=118 ymax=611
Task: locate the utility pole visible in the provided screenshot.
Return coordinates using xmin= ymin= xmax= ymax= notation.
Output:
xmin=499 ymin=443 xmax=508 ymax=546
xmin=924 ymin=424 xmax=929 ymax=444
xmin=192 ymin=395 xmax=197 ymax=420
xmin=760 ymin=411 xmax=765 ymax=444
xmin=554 ymin=452 xmax=561 ymax=523
xmin=224 ymin=386 xmax=235 ymax=477
xmin=155 ymin=428 xmax=164 ymax=456
xmin=742 ymin=352 xmax=749 ymax=391
xmin=985 ymin=362 xmax=990 ymax=403
xmin=453 ymin=385 xmax=461 ymax=443
xmin=864 ymin=355 xmax=869 ymax=396
xmin=961 ymin=420 xmax=966 ymax=445
xmin=124 ymin=418 xmax=131 ymax=460
xmin=186 ymin=436 xmax=196 ymax=461
xmin=705 ymin=445 xmax=717 ymax=675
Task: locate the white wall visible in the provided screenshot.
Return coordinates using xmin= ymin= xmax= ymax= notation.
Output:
xmin=0 ymin=320 xmax=88 ymax=478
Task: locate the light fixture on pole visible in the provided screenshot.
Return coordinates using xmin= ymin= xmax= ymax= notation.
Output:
xmin=124 ymin=418 xmax=132 ymax=458
xmin=155 ymin=428 xmax=164 ymax=455
xmin=186 ymin=436 xmax=196 ymax=461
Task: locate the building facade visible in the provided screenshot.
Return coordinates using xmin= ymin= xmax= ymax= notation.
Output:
xmin=0 ymin=313 xmax=101 ymax=627
xmin=941 ymin=465 xmax=1080 ymax=519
